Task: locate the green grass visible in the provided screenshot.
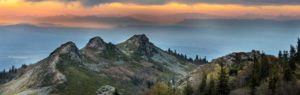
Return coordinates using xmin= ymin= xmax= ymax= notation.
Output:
xmin=54 ymin=46 xmax=194 ymax=95
xmin=81 ymin=44 xmax=130 ymax=64
xmin=56 ymin=62 xmax=103 ymax=95
xmin=55 ymin=54 xmax=140 ymax=95
xmin=55 ymin=54 xmax=118 ymax=95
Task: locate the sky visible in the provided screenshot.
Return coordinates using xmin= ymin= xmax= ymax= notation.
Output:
xmin=0 ymin=0 xmax=300 ymax=70
xmin=1 ymin=0 xmax=300 ymax=28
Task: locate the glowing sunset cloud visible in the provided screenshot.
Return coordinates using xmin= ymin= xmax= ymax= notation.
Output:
xmin=0 ymin=0 xmax=300 ymax=28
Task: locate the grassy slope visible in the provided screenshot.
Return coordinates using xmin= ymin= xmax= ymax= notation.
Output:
xmin=53 ymin=39 xmax=194 ymax=95
xmin=55 ymin=54 xmax=134 ymax=95
xmin=56 ymin=62 xmax=102 ymax=95
xmin=55 ymin=53 xmax=181 ymax=95
xmin=58 ymin=61 xmax=153 ymax=95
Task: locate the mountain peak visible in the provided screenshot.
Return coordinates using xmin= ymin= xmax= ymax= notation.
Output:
xmin=50 ymin=41 xmax=80 ymax=57
xmin=130 ymin=34 xmax=149 ymax=40
xmin=126 ymin=34 xmax=150 ymax=45
xmin=85 ymin=36 xmax=107 ymax=50
xmin=118 ymin=34 xmax=158 ymax=56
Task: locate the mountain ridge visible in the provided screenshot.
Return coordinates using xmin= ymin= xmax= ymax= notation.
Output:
xmin=0 ymin=34 xmax=197 ymax=95
xmin=2 ymin=36 xmax=300 ymax=95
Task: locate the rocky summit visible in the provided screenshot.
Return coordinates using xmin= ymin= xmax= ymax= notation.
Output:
xmin=117 ymin=34 xmax=158 ymax=56
xmin=85 ymin=36 xmax=107 ymax=51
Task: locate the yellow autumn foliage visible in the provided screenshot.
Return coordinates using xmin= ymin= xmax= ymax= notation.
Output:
xmin=144 ymin=82 xmax=170 ymax=95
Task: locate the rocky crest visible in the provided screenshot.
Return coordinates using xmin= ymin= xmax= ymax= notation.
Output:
xmin=49 ymin=41 xmax=81 ymax=62
xmin=211 ymin=50 xmax=262 ymax=64
xmin=85 ymin=36 xmax=107 ymax=51
xmin=118 ymin=34 xmax=158 ymax=56
xmin=82 ymin=36 xmax=124 ymax=62
xmin=126 ymin=34 xmax=151 ymax=46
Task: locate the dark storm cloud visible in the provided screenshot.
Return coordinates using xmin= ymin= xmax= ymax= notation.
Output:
xmin=25 ymin=0 xmax=300 ymax=6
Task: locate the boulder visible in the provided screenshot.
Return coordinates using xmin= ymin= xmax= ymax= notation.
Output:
xmin=96 ymin=85 xmax=119 ymax=95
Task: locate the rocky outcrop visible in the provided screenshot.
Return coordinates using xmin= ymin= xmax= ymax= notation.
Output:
xmin=50 ymin=41 xmax=81 ymax=62
xmin=96 ymin=85 xmax=119 ymax=95
xmin=126 ymin=34 xmax=151 ymax=46
xmin=81 ymin=36 xmax=125 ymax=62
xmin=85 ymin=36 xmax=107 ymax=51
xmin=117 ymin=34 xmax=158 ymax=56
xmin=211 ymin=50 xmax=262 ymax=64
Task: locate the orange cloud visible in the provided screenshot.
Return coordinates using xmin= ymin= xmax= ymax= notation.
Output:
xmin=0 ymin=0 xmax=300 ymax=28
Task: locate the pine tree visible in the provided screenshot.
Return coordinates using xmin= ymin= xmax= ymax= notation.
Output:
xmin=297 ymin=38 xmax=300 ymax=63
xmin=195 ymin=55 xmax=199 ymax=61
xmin=198 ymin=72 xmax=207 ymax=95
xmin=283 ymin=51 xmax=289 ymax=62
xmin=278 ymin=51 xmax=284 ymax=67
xmin=268 ymin=74 xmax=278 ymax=95
xmin=278 ymin=51 xmax=283 ymax=59
xmin=217 ymin=62 xmax=230 ymax=95
xmin=260 ymin=53 xmax=269 ymax=78
xmin=11 ymin=65 xmax=17 ymax=73
xmin=2 ymin=69 xmax=7 ymax=79
xmin=168 ymin=48 xmax=172 ymax=54
xmin=22 ymin=64 xmax=27 ymax=68
xmin=203 ymin=56 xmax=208 ymax=63
xmin=234 ymin=53 xmax=241 ymax=64
xmin=289 ymin=45 xmax=296 ymax=71
xmin=205 ymin=79 xmax=215 ymax=95
xmin=283 ymin=50 xmax=293 ymax=81
xmin=113 ymin=89 xmax=120 ymax=95
xmin=180 ymin=54 xmax=183 ymax=59
xmin=297 ymin=38 xmax=300 ymax=55
xmin=9 ymin=66 xmax=12 ymax=73
xmin=188 ymin=58 xmax=193 ymax=62
xmin=0 ymin=71 xmax=3 ymax=79
xmin=184 ymin=81 xmax=194 ymax=95
xmin=250 ymin=54 xmax=259 ymax=95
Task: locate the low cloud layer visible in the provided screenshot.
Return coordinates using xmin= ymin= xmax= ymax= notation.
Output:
xmin=25 ymin=0 xmax=300 ymax=6
xmin=0 ymin=0 xmax=299 ymax=29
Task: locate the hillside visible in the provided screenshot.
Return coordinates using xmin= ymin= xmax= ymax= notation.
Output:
xmin=176 ymin=40 xmax=300 ymax=95
xmin=0 ymin=34 xmax=197 ymax=95
xmin=1 ymin=35 xmax=300 ymax=95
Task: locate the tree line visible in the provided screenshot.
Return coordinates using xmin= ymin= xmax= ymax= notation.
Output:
xmin=0 ymin=64 xmax=27 ymax=83
xmin=167 ymin=48 xmax=208 ymax=65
